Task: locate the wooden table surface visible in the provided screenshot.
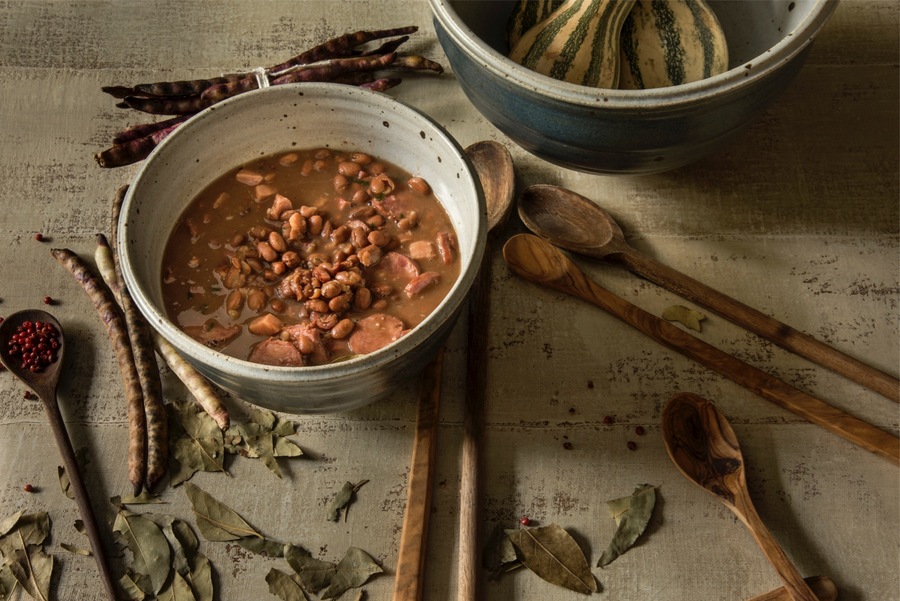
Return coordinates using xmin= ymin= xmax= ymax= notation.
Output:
xmin=0 ymin=1 xmax=897 ymax=600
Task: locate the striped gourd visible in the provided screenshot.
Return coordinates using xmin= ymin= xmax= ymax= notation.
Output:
xmin=508 ymin=0 xmax=637 ymax=89
xmin=619 ymin=0 xmax=729 ymax=89
xmin=506 ymin=0 xmax=566 ymax=50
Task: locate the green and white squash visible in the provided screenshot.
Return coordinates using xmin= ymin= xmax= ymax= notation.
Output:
xmin=508 ymin=0 xmax=637 ymax=89
xmin=619 ymin=0 xmax=729 ymax=89
xmin=506 ymin=0 xmax=566 ymax=50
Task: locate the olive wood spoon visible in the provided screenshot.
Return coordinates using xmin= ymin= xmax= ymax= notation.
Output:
xmin=518 ymin=184 xmax=900 ymax=403
xmin=662 ymin=393 xmax=819 ymax=601
xmin=458 ymin=140 xmax=515 ymax=601
xmin=0 ymin=310 xmax=119 ymax=601
xmin=393 ymin=141 xmax=515 ymax=601
xmin=748 ymin=576 xmax=838 ymax=601
xmin=502 ymin=234 xmax=899 ymax=464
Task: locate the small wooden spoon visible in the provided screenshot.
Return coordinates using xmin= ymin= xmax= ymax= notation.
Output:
xmin=392 ymin=141 xmax=515 ymax=601
xmin=518 ymin=184 xmax=900 ymax=403
xmin=502 ymin=233 xmax=899 ymax=464
xmin=0 ymin=310 xmax=119 ymax=601
xmin=662 ymin=393 xmax=819 ymax=601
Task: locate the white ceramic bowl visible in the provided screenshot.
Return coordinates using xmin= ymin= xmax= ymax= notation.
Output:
xmin=118 ymin=83 xmax=486 ymax=414
xmin=429 ymin=0 xmax=839 ymax=174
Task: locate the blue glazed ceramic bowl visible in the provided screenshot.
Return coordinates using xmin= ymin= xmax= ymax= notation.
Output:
xmin=429 ymin=0 xmax=838 ymax=174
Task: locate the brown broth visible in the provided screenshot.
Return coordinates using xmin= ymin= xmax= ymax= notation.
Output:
xmin=161 ymin=147 xmax=460 ymax=366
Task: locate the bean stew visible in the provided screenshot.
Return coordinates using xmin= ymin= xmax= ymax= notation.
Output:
xmin=161 ymin=148 xmax=460 ymax=366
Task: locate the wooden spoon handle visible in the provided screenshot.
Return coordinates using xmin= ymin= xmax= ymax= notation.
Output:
xmin=40 ymin=395 xmax=119 ymax=601
xmin=745 ymin=576 xmax=838 ymax=601
xmin=524 ymin=247 xmax=900 ymax=464
xmin=392 ymin=350 xmax=444 ymax=601
xmin=617 ymin=249 xmax=899 ymax=402
xmin=731 ymin=490 xmax=819 ymax=601
xmin=457 ymin=247 xmax=493 ymax=601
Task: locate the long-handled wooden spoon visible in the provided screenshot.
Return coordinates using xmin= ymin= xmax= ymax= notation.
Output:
xmin=518 ymin=184 xmax=900 ymax=403
xmin=502 ymin=234 xmax=899 ymax=464
xmin=0 ymin=310 xmax=119 ymax=601
xmin=748 ymin=576 xmax=838 ymax=601
xmin=458 ymin=140 xmax=515 ymax=601
xmin=662 ymin=393 xmax=821 ymax=601
xmin=392 ymin=141 xmax=515 ymax=601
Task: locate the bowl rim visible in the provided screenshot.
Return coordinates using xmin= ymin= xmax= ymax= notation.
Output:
xmin=118 ymin=81 xmax=486 ymax=384
xmin=428 ymin=0 xmax=840 ymax=109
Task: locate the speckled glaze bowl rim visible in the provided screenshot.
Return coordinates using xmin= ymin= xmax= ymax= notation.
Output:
xmin=429 ymin=0 xmax=840 ymax=109
xmin=119 ymin=82 xmax=486 ymax=386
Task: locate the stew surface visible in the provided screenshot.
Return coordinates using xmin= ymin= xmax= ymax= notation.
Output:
xmin=161 ymin=147 xmax=460 ymax=366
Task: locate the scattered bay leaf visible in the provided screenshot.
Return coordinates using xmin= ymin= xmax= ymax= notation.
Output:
xmin=119 ymin=568 xmax=151 ymax=599
xmin=285 ymin=544 xmax=336 ymax=593
xmin=662 ymin=305 xmax=706 ymax=332
xmin=237 ymin=536 xmax=286 ymax=558
xmin=60 ymin=542 xmax=92 ymax=556
xmin=0 ymin=563 xmax=19 ymax=597
xmin=114 ymin=491 xmax=166 ymax=505
xmin=168 ymin=400 xmax=227 ymax=486
xmin=183 ymin=482 xmax=262 ymax=541
xmin=320 ymin=547 xmax=383 ymax=599
xmin=7 ymin=544 xmax=53 ymax=601
xmin=482 ymin=523 xmax=521 ymax=580
xmin=0 ymin=511 xmax=24 ymax=538
xmin=326 ymin=480 xmax=368 ymax=522
xmin=57 ymin=447 xmax=91 ymax=500
xmin=186 ymin=553 xmax=215 ymax=601
xmin=0 ymin=512 xmax=50 ymax=558
xmin=505 ymin=523 xmax=597 ymax=594
xmin=113 ymin=509 xmax=172 ymax=595
xmin=161 ymin=517 xmax=198 ymax=577
xmin=598 ymin=484 xmax=657 ymax=567
xmin=267 ymin=567 xmax=310 ymax=601
xmin=157 ymin=570 xmax=196 ymax=601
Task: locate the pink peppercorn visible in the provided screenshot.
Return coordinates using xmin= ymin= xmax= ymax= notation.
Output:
xmin=34 ymin=233 xmax=44 ymax=242
xmin=520 ymin=516 xmax=531 ymax=526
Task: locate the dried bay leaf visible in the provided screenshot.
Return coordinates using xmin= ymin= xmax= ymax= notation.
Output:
xmin=237 ymin=536 xmax=286 ymax=557
xmin=60 ymin=542 xmax=92 ymax=556
xmin=319 ymin=547 xmax=383 ymax=599
xmin=161 ymin=517 xmax=198 ymax=577
xmin=186 ymin=554 xmax=215 ymax=601
xmin=505 ymin=524 xmax=597 ymax=594
xmin=597 ymin=484 xmax=657 ymax=567
xmin=183 ymin=482 xmax=262 ymax=541
xmin=7 ymin=544 xmax=53 ymax=601
xmin=57 ymin=447 xmax=91 ymax=500
xmin=0 ymin=563 xmax=19 ymax=597
xmin=266 ymin=568 xmax=310 ymax=601
xmin=482 ymin=523 xmax=521 ymax=580
xmin=113 ymin=509 xmax=172 ymax=595
xmin=285 ymin=544 xmax=336 ymax=593
xmin=157 ymin=570 xmax=196 ymax=601
xmin=114 ymin=491 xmax=166 ymax=505
xmin=119 ymin=568 xmax=150 ymax=599
xmin=0 ymin=511 xmax=24 ymax=538
xmin=326 ymin=480 xmax=368 ymax=522
xmin=0 ymin=512 xmax=50 ymax=559
xmin=662 ymin=305 xmax=706 ymax=332
xmin=168 ymin=400 xmax=227 ymax=486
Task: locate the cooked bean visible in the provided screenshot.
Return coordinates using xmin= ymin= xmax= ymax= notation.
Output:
xmin=331 ymin=318 xmax=355 ymax=339
xmin=366 ymin=214 xmax=385 ymax=229
xmin=351 ymin=152 xmax=373 ymax=165
xmin=270 ymin=298 xmax=286 ymax=313
xmin=300 ymin=159 xmax=314 ymax=176
xmin=408 ymin=176 xmax=430 ymax=195
xmin=308 ymin=214 xmax=324 ymax=236
xmin=357 ymin=244 xmax=382 ymax=267
xmin=338 ymin=161 xmax=359 ymax=177
xmin=306 ymin=298 xmax=329 ymax=313
xmin=257 ymin=241 xmax=278 ymax=262
xmin=351 ymin=189 xmax=369 ymax=204
xmin=281 ymin=251 xmax=301 ymax=268
xmin=279 ymin=152 xmax=299 ymax=166
xmin=351 ymin=226 xmax=368 ymax=249
xmin=271 ymin=261 xmax=286 ymax=275
xmin=229 ymin=232 xmax=246 ymax=247
xmin=267 ymin=194 xmax=293 ymax=220
xmin=334 ymin=269 xmax=362 ymax=286
xmin=333 ymin=173 xmax=349 ymax=192
xmin=269 ymin=231 xmax=287 ymax=252
xmin=247 ymin=289 xmax=268 ymax=311
xmin=213 ymin=192 xmax=230 ymax=209
xmin=299 ymin=205 xmax=318 ymax=218
xmin=321 ymin=280 xmax=343 ymax=299
xmin=296 ymin=333 xmax=315 ymax=354
xmin=354 ymin=287 xmax=373 ymax=310
xmin=328 ymin=292 xmax=352 ymax=313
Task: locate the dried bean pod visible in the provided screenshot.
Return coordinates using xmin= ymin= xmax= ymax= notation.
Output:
xmin=360 ymin=78 xmax=402 ymax=93
xmin=271 ymin=53 xmax=397 ymax=86
xmin=121 ymin=94 xmax=212 ymax=116
xmin=95 ymin=121 xmax=183 ymax=168
xmin=132 ymin=74 xmax=245 ymax=97
xmin=392 ymin=54 xmax=445 ymax=73
xmin=112 ymin=114 xmax=190 ymax=145
xmin=95 ymin=234 xmax=169 ymax=491
xmin=267 ymin=26 xmax=418 ymax=73
xmin=361 ymin=35 xmax=411 ymax=57
xmin=199 ymin=75 xmax=258 ymax=105
xmin=51 ymin=247 xmax=147 ymax=495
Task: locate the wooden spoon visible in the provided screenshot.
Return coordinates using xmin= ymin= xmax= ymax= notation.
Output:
xmin=392 ymin=141 xmax=515 ymax=601
xmin=748 ymin=576 xmax=838 ymax=601
xmin=662 ymin=393 xmax=820 ymax=601
xmin=518 ymin=184 xmax=900 ymax=403
xmin=502 ymin=233 xmax=899 ymax=464
xmin=0 ymin=310 xmax=119 ymax=601
xmin=458 ymin=140 xmax=515 ymax=601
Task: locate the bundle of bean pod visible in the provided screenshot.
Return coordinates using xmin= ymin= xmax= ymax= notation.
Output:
xmin=96 ymin=26 xmax=444 ymax=168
